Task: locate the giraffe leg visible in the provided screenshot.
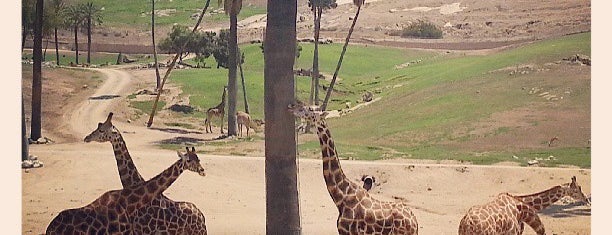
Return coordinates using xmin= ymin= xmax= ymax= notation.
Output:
xmin=523 ymin=209 xmax=546 ymax=235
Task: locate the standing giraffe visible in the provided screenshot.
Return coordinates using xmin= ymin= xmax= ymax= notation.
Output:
xmin=236 ymin=111 xmax=253 ymax=137
xmin=288 ymin=101 xmax=418 ymax=235
xmin=46 ymin=147 xmax=206 ymax=234
xmin=84 ymin=112 xmax=207 ymax=234
xmin=458 ymin=176 xmax=590 ymax=235
xmin=205 ymin=86 xmax=227 ymax=134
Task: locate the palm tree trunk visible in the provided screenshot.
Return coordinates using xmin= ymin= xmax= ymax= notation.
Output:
xmin=313 ymin=7 xmax=322 ymax=105
xmin=87 ymin=17 xmax=91 ymax=64
xmin=321 ymin=4 xmax=362 ymax=111
xmin=31 ymin=0 xmax=43 ymax=141
xmin=43 ymin=37 xmax=49 ymax=61
xmin=239 ymin=52 xmax=250 ymax=113
xmin=74 ymin=25 xmax=79 ymax=64
xmin=54 ymin=27 xmax=60 ymax=65
xmin=226 ymin=13 xmax=239 ymax=136
xmin=147 ymin=0 xmax=211 ymax=127
xmin=152 ymin=0 xmax=161 ymax=89
xmin=264 ymin=0 xmax=301 ymax=233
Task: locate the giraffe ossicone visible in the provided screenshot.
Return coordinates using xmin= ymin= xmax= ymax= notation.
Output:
xmin=289 ymin=100 xmax=419 ymax=235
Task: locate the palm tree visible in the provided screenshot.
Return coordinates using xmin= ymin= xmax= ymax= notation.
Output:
xmin=321 ymin=0 xmax=364 ymax=111
xmin=80 ymin=2 xmax=103 ymax=64
xmin=263 ymin=0 xmax=301 ymax=233
xmin=31 ymin=0 xmax=44 ymax=141
xmin=152 ymin=0 xmax=161 ymax=89
xmin=219 ymin=0 xmax=242 ymax=136
xmin=308 ymin=0 xmax=336 ymax=106
xmin=48 ymin=0 xmax=66 ymax=66
xmin=147 ymin=0 xmax=212 ymax=127
xmin=64 ymin=4 xmax=83 ymax=64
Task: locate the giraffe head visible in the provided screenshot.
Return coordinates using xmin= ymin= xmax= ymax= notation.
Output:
xmin=288 ymin=100 xmax=328 ymax=123
xmin=177 ymin=147 xmax=206 ymax=176
xmin=361 ymin=175 xmax=376 ymax=191
xmin=563 ymin=176 xmax=590 ymax=205
xmin=84 ymin=112 xmax=118 ymax=143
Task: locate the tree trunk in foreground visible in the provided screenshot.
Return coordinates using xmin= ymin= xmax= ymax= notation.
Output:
xmin=264 ymin=0 xmax=301 ymax=233
xmin=226 ymin=13 xmax=239 ymax=136
xmin=31 ymin=0 xmax=43 ymax=141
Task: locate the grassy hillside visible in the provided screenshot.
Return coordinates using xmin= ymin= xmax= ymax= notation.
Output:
xmin=167 ymin=33 xmax=591 ymax=167
xmin=80 ymin=0 xmax=265 ymax=28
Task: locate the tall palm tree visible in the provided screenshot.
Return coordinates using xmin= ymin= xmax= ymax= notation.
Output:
xmin=219 ymin=0 xmax=242 ymax=136
xmin=147 ymin=0 xmax=212 ymax=127
xmin=31 ymin=0 xmax=44 ymax=141
xmin=321 ymin=0 xmax=365 ymax=111
xmin=64 ymin=4 xmax=83 ymax=64
xmin=80 ymin=2 xmax=103 ymax=64
xmin=48 ymin=0 xmax=66 ymax=65
xmin=308 ymin=0 xmax=336 ymax=106
xmin=152 ymin=0 xmax=161 ymax=89
xmin=264 ymin=0 xmax=301 ymax=233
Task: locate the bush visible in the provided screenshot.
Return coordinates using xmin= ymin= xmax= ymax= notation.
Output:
xmin=401 ymin=20 xmax=443 ymax=39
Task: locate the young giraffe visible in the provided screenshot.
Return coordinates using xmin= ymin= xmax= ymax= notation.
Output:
xmin=289 ymin=101 xmax=418 ymax=235
xmin=84 ymin=113 xmax=207 ymax=234
xmin=46 ymin=147 xmax=206 ymax=234
xmin=458 ymin=176 xmax=590 ymax=235
xmin=236 ymin=111 xmax=254 ymax=137
xmin=205 ymin=86 xmax=228 ymax=134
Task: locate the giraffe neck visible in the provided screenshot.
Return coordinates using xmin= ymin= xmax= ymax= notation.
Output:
xmin=516 ymin=185 xmax=567 ymax=211
xmin=217 ymin=89 xmax=227 ymax=110
xmin=109 ymin=131 xmax=145 ymax=188
xmin=125 ymin=159 xmax=185 ymax=214
xmin=314 ymin=118 xmax=357 ymax=206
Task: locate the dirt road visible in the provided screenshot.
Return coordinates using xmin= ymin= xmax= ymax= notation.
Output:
xmin=22 ymin=68 xmax=591 ymax=234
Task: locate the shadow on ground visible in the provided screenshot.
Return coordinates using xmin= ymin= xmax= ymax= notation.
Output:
xmin=541 ymin=202 xmax=591 ymax=218
xmin=156 ymin=137 xmax=207 ymax=146
xmin=89 ymin=94 xmax=121 ymax=100
xmin=149 ymin=127 xmax=204 ymax=135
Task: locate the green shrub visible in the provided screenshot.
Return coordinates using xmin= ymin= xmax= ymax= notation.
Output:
xmin=401 ymin=20 xmax=443 ymax=39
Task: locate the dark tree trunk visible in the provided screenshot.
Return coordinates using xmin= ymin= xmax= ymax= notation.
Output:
xmin=74 ymin=25 xmax=79 ymax=64
xmin=22 ymin=27 xmax=27 ymax=52
xmin=264 ymin=0 xmax=301 ymax=233
xmin=31 ymin=0 xmax=43 ymax=141
xmin=321 ymin=4 xmax=362 ymax=111
xmin=43 ymin=38 xmax=49 ymax=61
xmin=239 ymin=52 xmax=250 ymax=113
xmin=152 ymin=0 xmax=161 ymax=89
xmin=313 ymin=7 xmax=322 ymax=105
xmin=22 ymin=98 xmax=29 ymax=161
xmin=226 ymin=13 xmax=238 ymax=136
xmin=87 ymin=17 xmax=91 ymax=64
xmin=54 ymin=27 xmax=60 ymax=65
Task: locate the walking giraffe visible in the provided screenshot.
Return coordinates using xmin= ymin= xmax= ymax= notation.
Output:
xmin=458 ymin=176 xmax=590 ymax=235
xmin=289 ymin=101 xmax=418 ymax=235
xmin=46 ymin=147 xmax=206 ymax=234
xmin=84 ymin=112 xmax=207 ymax=234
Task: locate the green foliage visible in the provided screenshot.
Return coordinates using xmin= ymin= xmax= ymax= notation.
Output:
xmin=401 ymin=20 xmax=443 ymax=39
xmin=213 ymin=29 xmax=230 ymax=68
xmin=159 ymin=25 xmax=216 ymax=66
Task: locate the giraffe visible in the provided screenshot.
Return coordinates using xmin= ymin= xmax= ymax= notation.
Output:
xmin=205 ymin=86 xmax=228 ymax=134
xmin=458 ymin=176 xmax=590 ymax=235
xmin=84 ymin=112 xmax=207 ymax=234
xmin=288 ymin=101 xmax=419 ymax=235
xmin=361 ymin=175 xmax=376 ymax=191
xmin=236 ymin=111 xmax=254 ymax=137
xmin=46 ymin=147 xmax=206 ymax=234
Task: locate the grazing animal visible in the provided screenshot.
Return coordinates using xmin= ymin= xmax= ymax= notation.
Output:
xmin=46 ymin=147 xmax=206 ymax=234
xmin=458 ymin=176 xmax=589 ymax=235
xmin=84 ymin=113 xmax=207 ymax=234
xmin=289 ymin=101 xmax=418 ymax=235
xmin=236 ymin=111 xmax=256 ymax=137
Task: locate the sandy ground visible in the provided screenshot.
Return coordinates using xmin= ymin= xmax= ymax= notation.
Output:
xmin=22 ymin=67 xmax=591 ymax=234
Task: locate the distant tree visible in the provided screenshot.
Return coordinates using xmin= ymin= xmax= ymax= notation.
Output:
xmin=48 ymin=0 xmax=66 ymax=65
xmin=213 ymin=29 xmax=230 ymax=68
xmin=192 ymin=31 xmax=216 ymax=68
xmin=64 ymin=4 xmax=84 ymax=64
xmin=308 ymin=0 xmax=337 ymax=105
xmin=80 ymin=2 xmax=103 ymax=64
xmin=321 ymin=0 xmax=365 ymax=111
xmin=151 ymin=0 xmax=160 ymax=88
xmin=22 ymin=0 xmax=36 ymax=51
xmin=159 ymin=25 xmax=193 ymax=62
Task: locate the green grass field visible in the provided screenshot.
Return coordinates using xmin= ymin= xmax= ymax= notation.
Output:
xmin=22 ymin=49 xmax=170 ymax=66
xmin=80 ymin=0 xmax=265 ymax=28
xmin=166 ymin=33 xmax=591 ymax=167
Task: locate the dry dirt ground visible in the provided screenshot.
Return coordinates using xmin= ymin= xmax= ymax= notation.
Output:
xmin=22 ymin=66 xmax=591 ymax=234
